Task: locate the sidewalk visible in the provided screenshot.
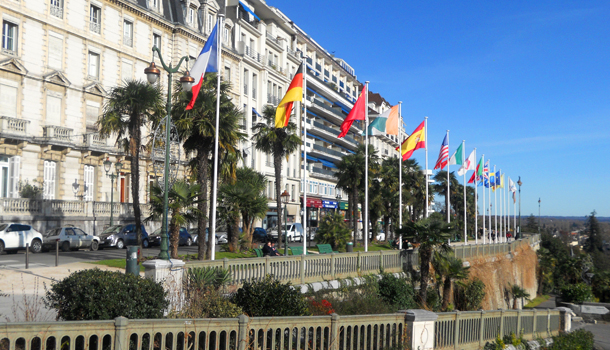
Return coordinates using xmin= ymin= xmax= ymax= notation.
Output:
xmin=0 ymin=262 xmax=124 ymax=322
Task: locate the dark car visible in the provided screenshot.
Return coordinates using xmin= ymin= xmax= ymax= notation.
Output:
xmin=98 ymin=224 xmax=150 ymax=249
xmin=149 ymin=227 xmax=193 ymax=247
xmin=252 ymin=227 xmax=268 ymax=242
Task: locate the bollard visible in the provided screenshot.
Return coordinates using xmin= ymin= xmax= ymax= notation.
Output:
xmin=55 ymin=240 xmax=59 ymax=266
xmin=125 ymin=246 xmax=140 ymax=276
xmin=25 ymin=243 xmax=29 ymax=269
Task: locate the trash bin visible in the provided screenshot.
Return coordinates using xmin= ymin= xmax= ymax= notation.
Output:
xmin=346 ymin=242 xmax=353 ymax=253
xmin=126 ymin=246 xmax=140 ymax=276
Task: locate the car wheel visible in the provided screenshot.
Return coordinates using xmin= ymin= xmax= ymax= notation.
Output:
xmin=0 ymin=241 xmax=4 ymax=255
xmin=186 ymin=238 xmax=192 ymax=246
xmin=90 ymin=241 xmax=99 ymax=251
xmin=142 ymin=239 xmax=149 ymax=248
xmin=6 ymin=250 xmax=17 ymax=254
xmin=61 ymin=241 xmax=71 ymax=252
xmin=30 ymin=239 xmax=42 ymax=254
xmin=116 ymin=239 xmax=125 ymax=249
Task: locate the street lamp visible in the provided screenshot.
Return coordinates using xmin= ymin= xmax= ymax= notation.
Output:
xmin=72 ymin=179 xmax=79 ymax=199
xmin=335 ymin=190 xmax=342 ymax=214
xmin=103 ymin=158 xmax=123 ymax=226
xmin=281 ymin=190 xmax=290 ymax=256
xmin=538 ymin=198 xmax=541 ymax=235
xmin=517 ymin=177 xmax=522 ymax=238
xmin=144 ymin=47 xmax=192 ymax=260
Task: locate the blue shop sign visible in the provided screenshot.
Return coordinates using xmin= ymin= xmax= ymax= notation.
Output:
xmin=322 ymin=200 xmax=338 ymax=209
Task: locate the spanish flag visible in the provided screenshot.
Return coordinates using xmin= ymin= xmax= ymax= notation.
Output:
xmin=275 ymin=63 xmax=303 ymax=128
xmin=400 ymin=120 xmax=426 ymax=160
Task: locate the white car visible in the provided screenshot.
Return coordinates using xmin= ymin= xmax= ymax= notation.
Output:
xmin=0 ymin=223 xmax=43 ymax=254
xmin=269 ymin=223 xmax=304 ymax=242
xmin=42 ymin=226 xmax=100 ymax=252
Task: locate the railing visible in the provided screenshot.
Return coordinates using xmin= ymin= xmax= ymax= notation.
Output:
xmin=50 ymin=200 xmax=86 ymax=216
xmin=89 ymin=21 xmax=101 ymax=34
xmin=43 ymin=125 xmax=73 ymax=143
xmin=0 ymin=199 xmax=151 ymax=218
xmin=312 ymin=144 xmax=345 ymax=160
xmin=0 ymin=198 xmax=41 ymax=214
xmin=83 ymin=133 xmax=107 ymax=147
xmin=267 ymin=94 xmax=279 ymax=106
xmin=50 ymin=4 xmax=63 ymax=18
xmin=123 ymin=36 xmax=133 ymax=47
xmin=265 ymin=32 xmax=281 ymax=47
xmin=434 ymin=309 xmax=562 ymax=349
xmin=244 ymin=46 xmax=262 ymax=63
xmin=312 ymin=121 xmax=358 ymax=146
xmin=0 ymin=116 xmax=29 ymax=136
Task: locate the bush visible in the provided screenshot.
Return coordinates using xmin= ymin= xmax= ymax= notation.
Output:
xmin=548 ymin=329 xmax=594 ymax=350
xmin=560 ymin=283 xmax=592 ymax=304
xmin=176 ymin=289 xmax=242 ymax=318
xmin=231 ymin=275 xmax=308 ymax=316
xmin=316 ymin=213 xmax=352 ymax=251
xmin=377 ymin=273 xmax=417 ymax=310
xmin=44 ymin=268 xmax=168 ymax=320
xmin=454 ymin=278 xmax=486 ymax=311
xmin=19 ymin=180 xmax=42 ymax=199
xmin=591 ymin=271 xmax=610 ymax=303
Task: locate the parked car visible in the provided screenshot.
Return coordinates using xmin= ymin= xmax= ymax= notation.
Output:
xmin=187 ymin=228 xmax=228 ymax=245
xmin=252 ymin=227 xmax=268 ymax=242
xmin=99 ymin=224 xmax=150 ymax=249
xmin=0 ymin=223 xmax=43 ymax=254
xmin=42 ymin=226 xmax=101 ymax=252
xmin=269 ymin=223 xmax=304 ymax=242
xmin=149 ymin=227 xmax=193 ymax=247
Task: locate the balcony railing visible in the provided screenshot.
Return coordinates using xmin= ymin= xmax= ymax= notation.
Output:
xmin=244 ymin=46 xmax=262 ymax=63
xmin=243 ymin=84 xmax=248 ymax=95
xmin=89 ymin=21 xmax=101 ymax=34
xmin=83 ymin=133 xmax=107 ymax=147
xmin=43 ymin=125 xmax=73 ymax=143
xmin=0 ymin=198 xmax=151 ymax=218
xmin=267 ymin=94 xmax=279 ymax=106
xmin=123 ymin=36 xmax=133 ymax=47
xmin=265 ymin=32 xmax=281 ymax=47
xmin=50 ymin=4 xmax=63 ymax=18
xmin=312 ymin=143 xmax=344 ymax=160
xmin=0 ymin=116 xmax=29 ymax=136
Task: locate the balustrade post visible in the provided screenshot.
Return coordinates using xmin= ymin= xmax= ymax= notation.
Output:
xmin=300 ymin=255 xmax=305 ymax=284
xmin=516 ymin=310 xmax=522 ymax=337
xmin=532 ymin=309 xmax=537 ymax=336
xmin=556 ymin=307 xmax=571 ymax=333
xmin=499 ymin=309 xmax=505 ymax=338
xmin=330 ymin=253 xmax=336 ymax=279
xmin=238 ymin=314 xmax=249 ymax=350
xmin=379 ymin=250 xmax=383 ymax=271
xmin=223 ymin=258 xmax=229 ymax=270
xmin=357 ymin=251 xmax=361 ymax=273
xmin=400 ymin=309 xmax=437 ymax=350
xmin=547 ymin=309 xmax=551 ymax=336
xmin=330 ymin=313 xmax=340 ymax=350
xmin=453 ymin=311 xmax=460 ymax=349
xmin=265 ymin=256 xmax=269 ymax=275
xmin=114 ymin=317 xmax=129 ymax=350
xmin=478 ymin=311 xmax=485 ymax=348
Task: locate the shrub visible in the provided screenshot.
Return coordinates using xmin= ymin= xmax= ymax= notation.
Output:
xmin=231 ymin=275 xmax=308 ymax=316
xmin=548 ymin=329 xmax=594 ymax=350
xmin=560 ymin=283 xmax=592 ymax=304
xmin=176 ymin=289 xmax=242 ymax=318
xmin=377 ymin=273 xmax=417 ymax=310
xmin=454 ymin=278 xmax=486 ymax=311
xmin=44 ymin=268 xmax=168 ymax=320
xmin=316 ymin=213 xmax=352 ymax=251
xmin=591 ymin=271 xmax=610 ymax=303
xmin=308 ymin=298 xmax=335 ymax=315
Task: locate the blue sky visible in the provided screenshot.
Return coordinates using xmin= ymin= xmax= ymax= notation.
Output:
xmin=272 ymin=0 xmax=610 ymax=217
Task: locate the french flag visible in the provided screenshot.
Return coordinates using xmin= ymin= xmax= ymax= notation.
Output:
xmin=186 ymin=23 xmax=218 ymax=110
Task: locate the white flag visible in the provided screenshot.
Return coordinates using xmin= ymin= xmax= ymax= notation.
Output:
xmin=509 ymin=177 xmax=517 ymax=193
xmin=457 ymin=150 xmax=476 ymax=176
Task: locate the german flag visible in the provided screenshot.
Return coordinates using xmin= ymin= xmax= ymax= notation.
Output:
xmin=275 ymin=63 xmax=303 ymax=128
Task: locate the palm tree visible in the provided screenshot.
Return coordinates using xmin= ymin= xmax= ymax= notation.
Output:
xmin=336 ymin=152 xmax=364 ymax=241
xmin=251 ymin=105 xmax=301 ymax=244
xmin=98 ymin=80 xmax=164 ymax=255
xmin=509 ymin=283 xmax=531 ymax=309
xmin=173 ymin=74 xmax=244 ymax=260
xmin=378 ymin=158 xmax=400 ymax=239
xmin=146 ymin=180 xmax=201 ymax=258
xmin=400 ymin=213 xmax=454 ymax=306
xmin=402 ymin=159 xmax=426 ymax=221
xmin=356 ymin=144 xmax=380 ymax=245
xmin=431 ymin=171 xmax=459 ymax=219
xmin=433 ymin=252 xmax=470 ymax=310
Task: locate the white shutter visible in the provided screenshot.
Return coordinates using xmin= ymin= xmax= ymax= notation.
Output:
xmin=46 ymin=95 xmax=62 ymax=126
xmin=86 ymin=102 xmax=99 ymax=130
xmin=121 ymin=61 xmax=133 ymax=82
xmin=48 ymin=35 xmax=63 ymax=69
xmin=8 ymin=156 xmax=20 ymax=198
xmin=44 ymin=161 xmax=56 ymax=199
xmin=0 ymin=84 xmax=17 ymax=118
xmin=84 ymin=165 xmax=94 ymax=201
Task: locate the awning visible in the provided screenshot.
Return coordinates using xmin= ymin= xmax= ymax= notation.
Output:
xmin=333 ymin=101 xmax=352 ymax=115
xmin=319 ymin=158 xmax=336 ymax=169
xmin=252 ymin=107 xmax=262 ymax=118
xmin=238 ymin=1 xmax=260 ymax=20
xmin=302 ymin=152 xmax=320 ymax=163
xmin=302 ymin=196 xmax=322 ymax=208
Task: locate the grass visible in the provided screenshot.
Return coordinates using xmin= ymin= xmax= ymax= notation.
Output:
xmin=524 ymin=295 xmax=550 ymax=309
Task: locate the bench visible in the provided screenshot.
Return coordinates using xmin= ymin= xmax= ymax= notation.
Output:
xmin=317 ymin=244 xmax=338 ymax=254
xmin=253 ymin=248 xmax=263 ymax=257
xmin=290 ymin=246 xmax=306 ymax=255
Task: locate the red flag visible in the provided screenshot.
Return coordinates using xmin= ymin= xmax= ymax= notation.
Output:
xmin=338 ymin=85 xmax=367 ymax=138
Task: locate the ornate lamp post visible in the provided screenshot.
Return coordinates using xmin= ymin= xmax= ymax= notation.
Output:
xmin=281 ymin=190 xmax=290 ymax=256
xmin=103 ymin=158 xmax=122 ymax=226
xmin=517 ymin=177 xmax=522 ymax=238
xmin=144 ymin=48 xmax=193 ymax=260
xmin=335 ymin=190 xmax=342 ymax=214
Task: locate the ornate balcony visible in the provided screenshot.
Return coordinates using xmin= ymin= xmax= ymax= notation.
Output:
xmin=0 ymin=116 xmax=30 ymax=137
xmin=83 ymin=133 xmax=107 ymax=148
xmin=43 ymin=125 xmax=73 ymax=143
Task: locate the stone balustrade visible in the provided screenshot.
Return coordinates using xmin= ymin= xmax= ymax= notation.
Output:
xmin=0 ymin=198 xmax=150 ymax=218
xmin=0 ymin=116 xmax=30 ymax=136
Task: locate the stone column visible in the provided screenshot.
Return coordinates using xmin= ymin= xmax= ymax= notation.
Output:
xmin=401 ymin=309 xmax=438 ymax=350
xmin=143 ymin=259 xmax=186 ymax=313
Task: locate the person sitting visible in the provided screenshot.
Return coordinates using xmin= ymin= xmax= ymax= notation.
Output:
xmin=262 ymin=241 xmax=274 ymax=257
xmin=270 ymin=241 xmax=280 ymax=256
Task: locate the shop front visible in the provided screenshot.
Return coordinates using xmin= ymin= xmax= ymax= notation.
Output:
xmin=301 ymin=196 xmax=322 ymax=229
xmin=320 ymin=200 xmax=338 ymax=218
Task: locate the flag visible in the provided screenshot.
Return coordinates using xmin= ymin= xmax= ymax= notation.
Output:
xmin=458 ymin=150 xmax=475 ymax=176
xmin=498 ymin=174 xmax=505 ymax=188
xmin=338 ymin=85 xmax=367 ymax=138
xmin=468 ymin=157 xmax=483 ymax=183
xmin=384 ymin=105 xmax=400 ymax=135
xmin=434 ymin=134 xmax=449 ymax=170
xmin=495 ymin=170 xmax=502 ymax=187
xmin=489 ymin=172 xmax=495 ymax=187
xmin=186 ymin=23 xmax=219 ymax=110
xmin=513 ymin=191 xmax=516 ymax=203
xmin=448 ymin=143 xmax=463 ymax=166
xmin=509 ymin=177 xmax=517 ymax=193
xmin=275 ymin=63 xmax=303 ymax=128
xmin=483 ymin=160 xmax=490 ymax=179
xmin=400 ymin=121 xmax=426 ymax=160
xmin=364 ymin=115 xmax=387 ymax=136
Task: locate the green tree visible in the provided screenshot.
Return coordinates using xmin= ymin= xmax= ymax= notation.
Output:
xmin=378 ymin=158 xmax=401 ymax=239
xmin=336 ymin=151 xmax=365 ymax=241
xmin=252 ymin=105 xmax=301 ymax=244
xmin=431 ymin=170 xmax=459 ymax=219
xmin=584 ymin=211 xmax=604 ymax=253
xmin=402 ymin=159 xmax=427 ymax=221
xmin=454 ymin=278 xmax=486 ymax=311
xmin=400 ymin=213 xmax=454 ymax=306
xmin=317 ymin=212 xmax=352 ymax=251
xmin=146 ymin=180 xmax=201 ymax=259
xmin=98 ymin=80 xmax=163 ymax=255
xmin=525 ymin=214 xmax=538 ymax=233
xmin=173 ymin=74 xmax=244 ymax=260
xmin=508 ymin=284 xmax=531 ymax=309
xmin=433 ymin=252 xmax=470 ymax=311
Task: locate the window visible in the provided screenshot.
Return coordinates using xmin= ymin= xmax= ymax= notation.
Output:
xmin=0 ymin=83 xmax=17 ymax=118
xmin=243 ymin=69 xmax=248 ymax=96
xmin=88 ymin=51 xmax=100 ymax=79
xmin=50 ymin=0 xmax=64 ymax=18
xmin=121 ymin=60 xmax=133 ymax=81
xmin=291 ymin=184 xmax=295 ymax=201
xmin=123 ymin=20 xmax=133 ymax=47
xmin=223 ymin=27 xmax=229 ymax=44
xmin=48 ymin=34 xmax=63 ymax=69
xmin=206 ymin=13 xmax=213 ymax=33
xmin=84 ymin=165 xmax=94 ymax=201
xmin=252 ymin=73 xmax=257 ymax=99
xmin=46 ymin=95 xmax=61 ymax=125
xmin=188 ymin=8 xmax=195 ymax=25
xmin=0 ymin=156 xmax=20 ymax=198
xmin=223 ymin=66 xmax=230 ymax=82
xmin=85 ymin=101 xmax=100 ymax=131
xmin=153 ymin=33 xmax=161 ymax=49
xmin=89 ymin=5 xmax=101 ymax=33
xmin=43 ymin=160 xmax=56 ymax=200
xmin=2 ymin=21 xmax=18 ymax=53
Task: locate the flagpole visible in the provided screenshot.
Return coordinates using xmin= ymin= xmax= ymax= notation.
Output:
xmin=507 ymin=179 xmax=510 ymax=240
xmin=447 ymin=130 xmax=450 ymax=224
xmin=488 ymin=165 xmax=492 ymax=244
xmin=425 ymin=117 xmax=429 ymax=218
xmin=494 ymin=165 xmax=497 ymax=243
xmin=210 ymin=14 xmax=224 ymax=260
xmin=302 ymin=55 xmax=308 ymax=254
xmin=364 ymin=81 xmax=369 ymax=252
xmin=462 ymin=140 xmax=466 ymax=244
xmin=474 ymin=148 xmax=477 ymax=245
xmin=398 ymin=101 xmax=403 ymax=249
xmin=482 ymin=155 xmax=485 ymax=244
